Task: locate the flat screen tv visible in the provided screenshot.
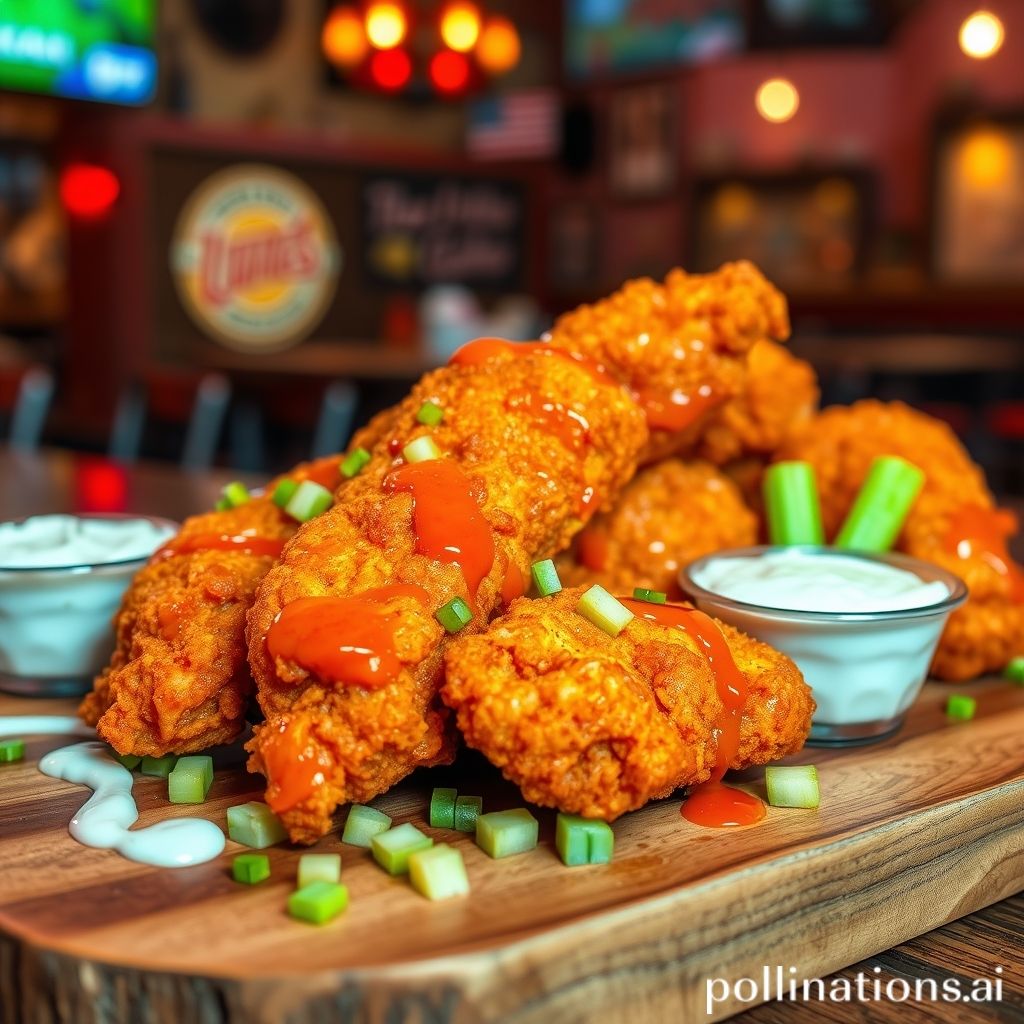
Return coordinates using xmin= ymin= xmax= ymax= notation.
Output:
xmin=0 ymin=0 xmax=157 ymax=106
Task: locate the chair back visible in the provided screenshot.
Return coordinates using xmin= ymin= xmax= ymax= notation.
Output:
xmin=311 ymin=380 xmax=358 ymax=459
xmin=8 ymin=365 xmax=54 ymax=450
xmin=181 ymin=373 xmax=232 ymax=470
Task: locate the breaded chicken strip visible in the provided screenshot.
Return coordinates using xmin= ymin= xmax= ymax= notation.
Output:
xmin=443 ymin=587 xmax=814 ymax=820
xmin=556 ymin=460 xmax=758 ymax=599
xmin=776 ymin=400 xmax=1024 ymax=681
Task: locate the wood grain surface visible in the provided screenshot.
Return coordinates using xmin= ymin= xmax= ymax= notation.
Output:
xmin=2 ymin=678 xmax=1023 ymax=1024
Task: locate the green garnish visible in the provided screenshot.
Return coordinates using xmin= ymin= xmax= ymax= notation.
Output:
xmin=576 ymin=585 xmax=633 ymax=637
xmin=764 ymin=765 xmax=820 ymax=808
xmin=416 ymin=401 xmax=444 ymax=426
xmin=140 ymin=754 xmax=177 ymax=778
xmin=284 ymin=480 xmax=333 ymax=523
xmin=341 ymin=804 xmax=393 ymax=848
xmin=341 ymin=447 xmax=371 ymax=479
xmin=763 ymin=461 xmax=825 ymax=546
xmin=168 ymin=755 xmax=214 ymax=804
xmin=288 ymin=881 xmax=349 ymax=925
xmin=0 ymin=739 xmax=25 ymax=763
xmin=835 ymin=456 xmax=925 ymax=552
xmin=436 ymin=597 xmax=472 ymax=633
xmin=215 ymin=497 xmax=232 ymax=511
xmin=272 ymin=479 xmax=299 ymax=508
xmin=531 ymin=559 xmax=562 ymax=597
xmin=371 ymin=822 xmax=433 ymax=875
xmin=232 ymin=853 xmax=270 ymax=885
xmin=555 ymin=814 xmax=614 ymax=866
xmin=227 ymin=801 xmax=288 ymax=848
xmin=454 ymin=795 xmax=483 ymax=833
xmin=475 ymin=808 xmax=538 ymax=859
xmin=632 ymin=588 xmax=666 ymax=604
xmin=297 ymin=853 xmax=342 ymax=888
xmin=221 ymin=481 xmax=251 ymax=508
xmin=946 ymin=694 xmax=977 ymax=722
xmin=409 ymin=844 xmax=470 ymax=901
xmin=108 ymin=748 xmax=141 ymax=770
xmin=402 ymin=435 xmax=443 ymax=463
xmin=429 ymin=787 xmax=458 ymax=828
xmin=1004 ymin=656 xmax=1024 ymax=684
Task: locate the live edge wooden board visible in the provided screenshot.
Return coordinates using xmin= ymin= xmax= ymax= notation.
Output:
xmin=2 ymin=681 xmax=1023 ymax=1024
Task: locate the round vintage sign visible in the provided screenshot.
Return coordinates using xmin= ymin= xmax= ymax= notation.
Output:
xmin=170 ymin=165 xmax=341 ymax=353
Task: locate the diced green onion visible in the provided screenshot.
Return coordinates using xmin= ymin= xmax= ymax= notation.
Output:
xmin=0 ymin=738 xmax=25 ymax=763
xmin=632 ymin=588 xmax=667 ymax=604
xmin=403 ymin=435 xmax=443 ymax=464
xmin=764 ymin=765 xmax=820 ymax=809
xmin=107 ymin=747 xmax=141 ymax=770
xmin=416 ymin=401 xmax=444 ymax=426
xmin=341 ymin=447 xmax=371 ymax=479
xmin=285 ymin=480 xmax=333 ymax=523
xmin=409 ymin=844 xmax=470 ymax=901
xmin=946 ymin=694 xmax=977 ymax=722
xmin=215 ymin=497 xmax=232 ymax=511
xmin=272 ymin=479 xmax=299 ymax=508
xmin=371 ymin=822 xmax=433 ymax=875
xmin=227 ymin=801 xmax=288 ymax=848
xmin=763 ymin=462 xmax=825 ymax=546
xmin=555 ymin=814 xmax=614 ymax=867
xmin=168 ymin=755 xmax=214 ymax=804
xmin=140 ymin=754 xmax=178 ymax=778
xmin=835 ymin=456 xmax=925 ymax=552
xmin=288 ymin=881 xmax=349 ymax=925
xmin=1003 ymin=656 xmax=1024 ymax=685
xmin=454 ymin=795 xmax=483 ymax=833
xmin=221 ymin=481 xmax=251 ymax=508
xmin=297 ymin=853 xmax=342 ymax=888
xmin=429 ymin=787 xmax=458 ymax=828
xmin=232 ymin=853 xmax=271 ymax=885
xmin=576 ymin=585 xmax=633 ymax=637
xmin=341 ymin=804 xmax=393 ymax=848
xmin=475 ymin=808 xmax=538 ymax=859
xmin=531 ymin=559 xmax=562 ymax=597
xmin=435 ymin=597 xmax=472 ymax=633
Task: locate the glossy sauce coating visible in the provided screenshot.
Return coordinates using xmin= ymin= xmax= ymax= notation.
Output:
xmin=946 ymin=504 xmax=1024 ymax=603
xmin=152 ymin=531 xmax=285 ymax=562
xmin=501 ymin=559 xmax=525 ymax=606
xmin=259 ymin=719 xmax=333 ymax=815
xmin=450 ymin=337 xmax=614 ymax=388
xmin=634 ymin=384 xmax=719 ymax=433
xmin=505 ymin=389 xmax=591 ymax=453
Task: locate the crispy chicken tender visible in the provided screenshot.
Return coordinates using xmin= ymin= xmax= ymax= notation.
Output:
xmin=556 ymin=460 xmax=758 ymax=598
xmin=776 ymin=400 xmax=1024 ymax=680
xmin=79 ymin=457 xmax=341 ymax=755
xmin=442 ymin=587 xmax=814 ymax=820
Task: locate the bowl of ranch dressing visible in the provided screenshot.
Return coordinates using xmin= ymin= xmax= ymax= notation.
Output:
xmin=680 ymin=547 xmax=968 ymax=745
xmin=0 ymin=514 xmax=178 ymax=696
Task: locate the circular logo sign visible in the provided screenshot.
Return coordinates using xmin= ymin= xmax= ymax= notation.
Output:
xmin=170 ymin=165 xmax=341 ymax=353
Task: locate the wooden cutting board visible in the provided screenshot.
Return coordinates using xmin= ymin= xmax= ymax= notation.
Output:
xmin=2 ymin=680 xmax=1023 ymax=1024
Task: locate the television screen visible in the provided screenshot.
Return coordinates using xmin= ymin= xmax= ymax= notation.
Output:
xmin=749 ymin=0 xmax=903 ymax=48
xmin=0 ymin=0 xmax=157 ymax=106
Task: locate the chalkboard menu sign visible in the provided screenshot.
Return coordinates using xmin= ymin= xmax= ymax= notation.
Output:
xmin=361 ymin=172 xmax=525 ymax=290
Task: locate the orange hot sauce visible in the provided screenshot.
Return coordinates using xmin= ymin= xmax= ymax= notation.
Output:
xmin=505 ymin=389 xmax=591 ymax=452
xmin=152 ymin=532 xmax=285 ymax=562
xmin=633 ymin=384 xmax=720 ymax=433
xmin=501 ymin=559 xmax=526 ymax=606
xmin=260 ymin=719 xmax=331 ymax=815
xmin=449 ymin=337 xmax=614 ymax=388
xmin=945 ymin=504 xmax=1024 ymax=603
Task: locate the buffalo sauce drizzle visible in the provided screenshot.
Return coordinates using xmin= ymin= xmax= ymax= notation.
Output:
xmin=449 ymin=337 xmax=613 ymax=388
xmin=634 ymin=383 xmax=719 ymax=433
xmin=619 ymin=598 xmax=765 ymax=828
xmin=505 ymin=389 xmax=591 ymax=453
xmin=260 ymin=719 xmax=331 ymax=815
xmin=945 ymin=504 xmax=1024 ymax=603
xmin=501 ymin=558 xmax=525 ymax=606
xmin=152 ymin=530 xmax=285 ymax=562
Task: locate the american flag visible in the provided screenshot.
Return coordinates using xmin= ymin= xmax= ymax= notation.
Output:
xmin=467 ymin=89 xmax=560 ymax=161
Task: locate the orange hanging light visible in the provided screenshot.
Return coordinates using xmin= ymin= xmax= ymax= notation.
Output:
xmin=440 ymin=2 xmax=482 ymax=53
xmin=322 ymin=6 xmax=368 ymax=68
xmin=365 ymin=1 xmax=408 ymax=49
xmin=476 ymin=15 xmax=520 ymax=76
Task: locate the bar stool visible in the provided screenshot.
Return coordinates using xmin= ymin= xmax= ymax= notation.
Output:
xmin=311 ymin=380 xmax=358 ymax=459
xmin=8 ymin=365 xmax=54 ymax=451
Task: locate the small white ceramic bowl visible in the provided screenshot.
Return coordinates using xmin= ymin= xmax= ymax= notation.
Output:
xmin=680 ymin=546 xmax=968 ymax=745
xmin=0 ymin=514 xmax=178 ymax=696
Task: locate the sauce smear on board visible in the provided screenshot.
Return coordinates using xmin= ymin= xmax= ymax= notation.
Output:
xmin=945 ymin=504 xmax=1024 ymax=603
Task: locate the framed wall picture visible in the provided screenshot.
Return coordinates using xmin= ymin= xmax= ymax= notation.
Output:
xmin=608 ymin=83 xmax=677 ymax=200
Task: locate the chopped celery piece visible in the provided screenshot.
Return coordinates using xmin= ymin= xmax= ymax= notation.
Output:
xmin=168 ymin=755 xmax=214 ymax=804
xmin=475 ymin=808 xmax=538 ymax=859
xmin=763 ymin=461 xmax=825 ymax=546
xmin=946 ymin=694 xmax=977 ymax=722
xmin=285 ymin=480 xmax=333 ymax=523
xmin=341 ymin=447 xmax=371 ymax=479
xmin=632 ymin=588 xmax=666 ymax=605
xmin=435 ymin=597 xmax=472 ymax=633
xmin=342 ymin=804 xmax=393 ymax=848
xmin=430 ymin=787 xmax=458 ymax=828
xmin=416 ymin=401 xmax=444 ymax=426
xmin=140 ymin=753 xmax=178 ymax=778
xmin=227 ymin=801 xmax=288 ymax=849
xmin=215 ymin=497 xmax=232 ymax=511
xmin=402 ymin=436 xmax=443 ymax=463
xmin=835 ymin=456 xmax=925 ymax=552
xmin=0 ymin=738 xmax=25 ymax=763
xmin=222 ymin=481 xmax=250 ymax=508
xmin=555 ymin=814 xmax=614 ymax=867
xmin=409 ymin=844 xmax=470 ymax=901
xmin=288 ymin=881 xmax=349 ymax=925
xmin=108 ymin=748 xmax=141 ymax=770
xmin=272 ymin=479 xmax=299 ymax=508
xmin=232 ymin=853 xmax=270 ymax=885
xmin=1004 ymin=656 xmax=1024 ymax=685
xmin=576 ymin=585 xmax=633 ymax=637
xmin=371 ymin=822 xmax=433 ymax=875
xmin=297 ymin=853 xmax=342 ymax=888
xmin=765 ymin=765 xmax=820 ymax=809
xmin=454 ymin=795 xmax=482 ymax=833
xmin=531 ymin=559 xmax=562 ymax=597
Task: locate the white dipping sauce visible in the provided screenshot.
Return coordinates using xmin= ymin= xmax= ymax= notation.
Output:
xmin=691 ymin=549 xmax=949 ymax=613
xmin=0 ymin=514 xmax=174 ymax=569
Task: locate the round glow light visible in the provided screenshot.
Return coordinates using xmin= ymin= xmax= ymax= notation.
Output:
xmin=429 ymin=50 xmax=471 ymax=94
xmin=755 ymin=77 xmax=799 ymax=124
xmin=322 ymin=6 xmax=368 ymax=68
xmin=440 ymin=2 xmax=481 ymax=53
xmin=369 ymin=47 xmax=412 ymax=90
xmin=959 ymin=10 xmax=1004 ymax=59
xmin=60 ymin=163 xmax=120 ymax=219
xmin=365 ymin=2 xmax=407 ymax=50
xmin=476 ymin=15 xmax=520 ymax=76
